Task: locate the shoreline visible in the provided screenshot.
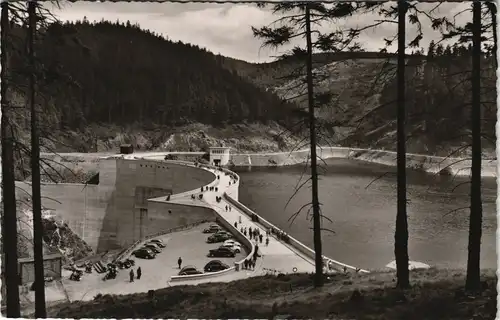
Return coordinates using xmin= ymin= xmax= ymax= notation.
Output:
xmin=229 ymin=147 xmax=497 ymax=178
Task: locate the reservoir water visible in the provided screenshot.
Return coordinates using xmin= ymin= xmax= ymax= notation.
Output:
xmin=234 ymin=158 xmax=497 ymax=270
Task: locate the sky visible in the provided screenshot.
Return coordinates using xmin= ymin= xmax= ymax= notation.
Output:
xmin=46 ymin=2 xmax=471 ymax=63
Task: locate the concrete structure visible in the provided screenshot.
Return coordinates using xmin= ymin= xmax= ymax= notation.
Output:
xmin=15 ymin=158 xmax=216 ymax=253
xmin=209 ymin=147 xmax=231 ymax=166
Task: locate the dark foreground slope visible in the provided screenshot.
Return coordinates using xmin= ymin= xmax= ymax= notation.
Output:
xmin=50 ymin=268 xmax=496 ymax=319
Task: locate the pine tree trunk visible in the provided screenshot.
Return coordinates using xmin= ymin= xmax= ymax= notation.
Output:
xmin=305 ymin=4 xmax=323 ymax=288
xmin=28 ymin=1 xmax=47 ymax=316
xmin=465 ymin=1 xmax=483 ymax=292
xmin=1 ymin=3 xmax=21 ymax=316
xmin=395 ymin=0 xmax=410 ymax=289
xmin=486 ymin=3 xmax=497 ymax=68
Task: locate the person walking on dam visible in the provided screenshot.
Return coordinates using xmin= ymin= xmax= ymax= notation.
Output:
xmin=129 ymin=269 xmax=134 ymax=282
xmin=136 ymin=267 xmax=142 ymax=280
xmin=178 ymin=257 xmax=183 ymax=269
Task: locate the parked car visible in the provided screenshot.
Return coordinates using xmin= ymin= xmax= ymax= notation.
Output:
xmin=207 ymin=233 xmax=231 ymax=243
xmin=178 ymin=266 xmax=203 ymax=276
xmin=221 ymin=242 xmax=242 ymax=253
xmin=143 ymin=244 xmax=161 ymax=253
xmin=149 ymin=239 xmax=166 ymax=248
xmin=215 ymin=231 xmax=233 ymax=237
xmin=146 ymin=242 xmax=163 ymax=250
xmin=204 ymin=260 xmax=230 ymax=273
xmin=208 ymin=246 xmax=236 ymax=258
xmin=132 ymin=248 xmax=156 ymax=259
xmin=116 ymin=258 xmax=135 ymax=269
xmin=223 ymin=239 xmax=242 ymax=247
xmin=203 ymin=224 xmax=222 ymax=234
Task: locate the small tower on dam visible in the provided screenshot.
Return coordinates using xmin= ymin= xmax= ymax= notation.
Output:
xmin=209 ymin=147 xmax=232 ymax=166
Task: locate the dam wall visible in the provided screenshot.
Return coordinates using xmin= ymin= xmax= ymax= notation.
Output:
xmin=15 ymin=158 xmax=216 ymax=253
xmin=15 ymin=159 xmax=117 ymax=252
xmin=230 ymin=147 xmax=497 ymax=177
xmin=100 ymin=159 xmax=216 ymax=251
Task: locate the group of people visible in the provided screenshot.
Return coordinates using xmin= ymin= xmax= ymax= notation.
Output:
xmin=199 ymin=186 xmax=219 ymax=193
xmin=243 ymin=243 xmax=261 ymax=270
xmin=225 ymin=205 xmax=232 ymax=212
xmin=129 ymin=267 xmax=142 ymax=282
xmin=238 ymin=225 xmax=270 ymax=246
xmin=270 ymin=227 xmax=289 ymax=242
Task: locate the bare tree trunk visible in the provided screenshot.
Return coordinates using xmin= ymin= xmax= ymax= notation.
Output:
xmin=395 ymin=0 xmax=410 ymax=289
xmin=1 ymin=2 xmax=21 ymax=317
xmin=28 ymin=1 xmax=47 ymax=316
xmin=465 ymin=1 xmax=483 ymax=292
xmin=305 ymin=4 xmax=323 ymax=288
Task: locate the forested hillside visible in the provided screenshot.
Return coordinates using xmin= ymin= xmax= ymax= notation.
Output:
xmin=7 ymin=19 xmax=302 ymax=154
xmin=223 ymin=44 xmax=497 ymax=156
xmin=350 ymin=43 xmax=497 ymax=155
xmin=7 ymin=19 xmax=497 ymax=158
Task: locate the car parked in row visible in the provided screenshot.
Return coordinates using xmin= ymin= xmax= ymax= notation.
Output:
xmin=145 ymin=242 xmax=163 ymax=251
xmin=207 ymin=232 xmax=232 ymax=243
xmin=178 ymin=265 xmax=203 ymax=276
xmin=149 ymin=239 xmax=166 ymax=248
xmin=208 ymin=246 xmax=236 ymax=258
xmin=143 ymin=243 xmax=162 ymax=254
xmin=204 ymin=260 xmax=230 ymax=273
xmin=216 ymin=231 xmax=233 ymax=237
xmin=221 ymin=243 xmax=241 ymax=253
xmin=132 ymin=248 xmax=156 ymax=259
xmin=203 ymin=224 xmax=222 ymax=234
xmin=222 ymin=240 xmax=242 ymax=253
